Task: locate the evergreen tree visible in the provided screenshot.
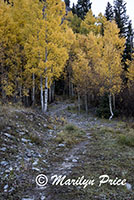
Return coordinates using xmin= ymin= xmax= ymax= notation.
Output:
xmin=72 ymin=3 xmax=76 ymax=14
xmin=113 ymin=0 xmax=134 ymax=76
xmin=105 ymin=2 xmax=113 ymax=21
xmin=64 ymin=0 xmax=70 ymax=7
xmin=114 ymin=0 xmax=129 ymax=37
xmin=124 ymin=20 xmax=133 ymax=61
xmin=123 ymin=20 xmax=133 ymax=73
xmin=76 ymin=0 xmax=92 ymax=20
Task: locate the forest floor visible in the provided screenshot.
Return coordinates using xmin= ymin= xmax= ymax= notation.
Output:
xmin=0 ymin=99 xmax=134 ymax=200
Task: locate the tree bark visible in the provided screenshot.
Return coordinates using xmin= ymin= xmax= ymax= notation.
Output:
xmin=40 ymin=76 xmax=43 ymax=112
xmin=109 ymin=93 xmax=114 ymax=120
xmin=32 ymin=73 xmax=35 ymax=106
xmin=43 ymin=5 xmax=48 ymax=112
xmin=44 ymin=77 xmax=48 ymax=113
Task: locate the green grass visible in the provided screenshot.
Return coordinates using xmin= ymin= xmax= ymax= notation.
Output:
xmin=64 ymin=124 xmax=134 ymax=199
xmin=55 ymin=123 xmax=85 ymax=145
xmin=65 ymin=124 xmax=78 ymax=132
xmin=118 ymin=132 xmax=134 ymax=147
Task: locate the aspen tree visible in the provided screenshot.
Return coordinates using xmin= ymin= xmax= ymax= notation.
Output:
xmin=0 ymin=0 xmax=20 ymax=99
xmin=72 ymin=33 xmax=102 ymax=112
xmin=100 ymin=21 xmax=125 ymax=119
xmin=25 ymin=0 xmax=70 ymax=112
xmin=80 ymin=10 xmax=100 ymax=35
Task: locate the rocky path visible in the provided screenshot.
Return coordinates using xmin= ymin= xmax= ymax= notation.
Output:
xmin=47 ymin=101 xmax=92 ymax=169
xmin=36 ymin=101 xmax=116 ymax=200
xmin=1 ymin=101 xmax=123 ymax=200
xmin=19 ymin=101 xmax=134 ymax=200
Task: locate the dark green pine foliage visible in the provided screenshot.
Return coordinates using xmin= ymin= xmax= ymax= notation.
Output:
xmin=124 ymin=21 xmax=133 ymax=60
xmin=76 ymin=0 xmax=92 ymax=20
xmin=72 ymin=3 xmax=76 ymax=14
xmin=124 ymin=20 xmax=133 ymax=71
xmin=114 ymin=0 xmax=129 ymax=37
xmin=113 ymin=0 xmax=134 ymax=74
xmin=105 ymin=2 xmax=114 ymax=21
xmin=64 ymin=0 xmax=70 ymax=7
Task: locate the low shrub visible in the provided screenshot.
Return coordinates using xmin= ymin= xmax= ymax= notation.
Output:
xmin=118 ymin=132 xmax=134 ymax=147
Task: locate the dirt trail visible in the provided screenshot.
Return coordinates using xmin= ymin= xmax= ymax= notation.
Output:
xmin=35 ymin=101 xmax=108 ymax=199
xmin=39 ymin=101 xmax=122 ymax=199
xmin=38 ymin=101 xmax=92 ymax=199
xmin=22 ymin=101 xmax=134 ymax=200
xmin=1 ymin=101 xmax=133 ymax=200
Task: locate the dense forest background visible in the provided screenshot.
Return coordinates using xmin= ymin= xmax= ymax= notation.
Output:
xmin=0 ymin=0 xmax=134 ymax=118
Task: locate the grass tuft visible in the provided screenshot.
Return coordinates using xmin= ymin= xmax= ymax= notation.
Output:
xmin=118 ymin=132 xmax=134 ymax=147
xmin=55 ymin=123 xmax=85 ymax=145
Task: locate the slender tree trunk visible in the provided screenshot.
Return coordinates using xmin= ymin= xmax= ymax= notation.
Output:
xmin=40 ymin=76 xmax=43 ymax=111
xmin=44 ymin=77 xmax=48 ymax=112
xmin=108 ymin=61 xmax=114 ymax=120
xmin=109 ymin=93 xmax=114 ymax=120
xmin=32 ymin=73 xmax=35 ymax=106
xmin=78 ymin=93 xmax=81 ymax=114
xmin=43 ymin=47 xmax=48 ymax=112
xmin=42 ymin=6 xmax=48 ymax=112
xmin=85 ymin=94 xmax=88 ymax=114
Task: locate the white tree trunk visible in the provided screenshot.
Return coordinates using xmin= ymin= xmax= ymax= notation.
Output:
xmin=44 ymin=77 xmax=48 ymax=112
xmin=42 ymin=5 xmax=48 ymax=112
xmin=40 ymin=76 xmax=43 ymax=112
xmin=109 ymin=93 xmax=114 ymax=120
